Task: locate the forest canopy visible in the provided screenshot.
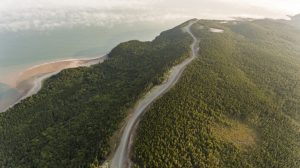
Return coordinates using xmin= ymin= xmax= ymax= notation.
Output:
xmin=0 ymin=21 xmax=192 ymax=168
xmin=132 ymin=19 xmax=300 ymax=168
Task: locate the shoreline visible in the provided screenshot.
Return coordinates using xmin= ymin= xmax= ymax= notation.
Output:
xmin=0 ymin=56 xmax=104 ymax=87
xmin=15 ymin=56 xmax=105 ymax=87
xmin=2 ymin=72 xmax=60 ymax=113
xmin=0 ymin=55 xmax=108 ymax=112
xmin=19 ymin=56 xmax=102 ymax=73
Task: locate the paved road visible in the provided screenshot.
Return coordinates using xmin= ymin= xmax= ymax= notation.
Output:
xmin=110 ymin=20 xmax=199 ymax=168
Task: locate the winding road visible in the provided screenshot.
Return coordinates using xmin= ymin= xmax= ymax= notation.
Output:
xmin=110 ymin=20 xmax=199 ymax=168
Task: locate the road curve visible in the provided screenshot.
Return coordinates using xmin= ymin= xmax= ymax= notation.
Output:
xmin=110 ymin=20 xmax=199 ymax=168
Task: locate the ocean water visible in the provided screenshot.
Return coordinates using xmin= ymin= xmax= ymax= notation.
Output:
xmin=0 ymin=22 xmax=177 ymax=77
xmin=0 ymin=83 xmax=18 ymax=111
xmin=0 ymin=21 xmax=181 ymax=111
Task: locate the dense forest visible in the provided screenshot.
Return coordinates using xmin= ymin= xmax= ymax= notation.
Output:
xmin=0 ymin=22 xmax=192 ymax=167
xmin=1 ymin=17 xmax=299 ymax=168
xmin=132 ymin=19 xmax=300 ymax=167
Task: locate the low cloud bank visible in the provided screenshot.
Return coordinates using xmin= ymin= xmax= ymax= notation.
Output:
xmin=0 ymin=0 xmax=298 ymax=32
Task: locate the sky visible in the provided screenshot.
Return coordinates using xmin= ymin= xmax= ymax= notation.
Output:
xmin=0 ymin=0 xmax=300 ymax=32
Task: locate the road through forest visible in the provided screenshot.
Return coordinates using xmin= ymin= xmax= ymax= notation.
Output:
xmin=110 ymin=20 xmax=199 ymax=168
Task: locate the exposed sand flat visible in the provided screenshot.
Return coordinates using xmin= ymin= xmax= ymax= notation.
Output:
xmin=0 ymin=57 xmax=103 ymax=88
xmin=2 ymin=72 xmax=60 ymax=112
xmin=16 ymin=57 xmax=104 ymax=87
xmin=0 ymin=71 xmax=20 ymax=88
xmin=0 ymin=56 xmax=107 ymax=112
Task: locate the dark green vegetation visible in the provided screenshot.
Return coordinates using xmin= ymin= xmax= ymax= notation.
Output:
xmin=0 ymin=23 xmax=192 ymax=167
xmin=132 ymin=19 xmax=300 ymax=167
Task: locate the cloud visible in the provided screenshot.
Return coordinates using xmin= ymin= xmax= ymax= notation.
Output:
xmin=216 ymin=0 xmax=300 ymax=14
xmin=0 ymin=7 xmax=191 ymax=32
xmin=0 ymin=0 xmax=299 ymax=32
xmin=0 ymin=0 xmax=191 ymax=32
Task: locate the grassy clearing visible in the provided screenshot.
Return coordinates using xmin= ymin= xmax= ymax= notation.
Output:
xmin=212 ymin=119 xmax=257 ymax=150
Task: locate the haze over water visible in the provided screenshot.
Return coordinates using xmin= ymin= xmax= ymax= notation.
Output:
xmin=0 ymin=22 xmax=174 ymax=86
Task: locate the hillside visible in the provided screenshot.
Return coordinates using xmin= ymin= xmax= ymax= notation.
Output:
xmin=0 ymin=22 xmax=192 ymax=167
xmin=1 ymin=17 xmax=299 ymax=168
xmin=132 ymin=19 xmax=300 ymax=167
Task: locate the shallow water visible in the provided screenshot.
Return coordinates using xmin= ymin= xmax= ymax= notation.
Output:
xmin=0 ymin=83 xmax=19 ymax=112
xmin=0 ymin=22 xmax=179 ymax=83
xmin=0 ymin=21 xmax=181 ymax=112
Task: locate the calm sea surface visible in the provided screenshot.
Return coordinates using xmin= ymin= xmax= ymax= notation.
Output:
xmin=0 ymin=21 xmax=181 ymax=110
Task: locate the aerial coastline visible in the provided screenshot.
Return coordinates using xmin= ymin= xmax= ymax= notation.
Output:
xmin=0 ymin=55 xmax=107 ymax=112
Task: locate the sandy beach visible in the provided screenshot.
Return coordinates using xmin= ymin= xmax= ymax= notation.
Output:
xmin=0 ymin=55 xmax=107 ymax=112
xmin=3 ymin=57 xmax=101 ymax=87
